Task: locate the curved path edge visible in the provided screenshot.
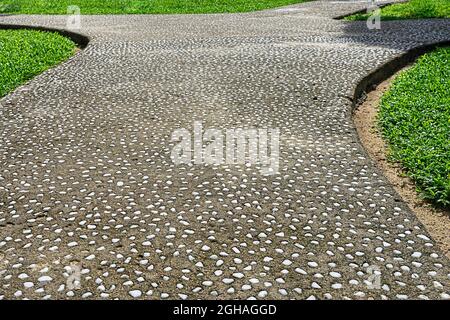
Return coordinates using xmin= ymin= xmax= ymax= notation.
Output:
xmin=0 ymin=23 xmax=90 ymax=48
xmin=0 ymin=2 xmax=449 ymax=300
xmin=352 ymin=40 xmax=450 ymax=110
xmin=352 ymin=45 xmax=450 ymax=258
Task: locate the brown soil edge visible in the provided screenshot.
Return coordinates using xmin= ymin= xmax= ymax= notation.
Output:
xmin=0 ymin=24 xmax=90 ymax=48
xmin=352 ymin=46 xmax=450 ymax=258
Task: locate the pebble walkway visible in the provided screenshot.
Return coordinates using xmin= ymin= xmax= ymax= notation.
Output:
xmin=0 ymin=0 xmax=449 ymax=299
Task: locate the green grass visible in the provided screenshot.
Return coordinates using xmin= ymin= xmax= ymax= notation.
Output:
xmin=378 ymin=47 xmax=450 ymax=207
xmin=0 ymin=29 xmax=76 ymax=97
xmin=0 ymin=0 xmax=310 ymax=14
xmin=345 ymin=0 xmax=450 ymax=20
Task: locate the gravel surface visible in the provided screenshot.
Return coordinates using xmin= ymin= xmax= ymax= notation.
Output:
xmin=0 ymin=1 xmax=449 ymax=299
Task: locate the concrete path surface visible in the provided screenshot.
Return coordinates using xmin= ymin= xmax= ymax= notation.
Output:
xmin=0 ymin=1 xmax=449 ymax=299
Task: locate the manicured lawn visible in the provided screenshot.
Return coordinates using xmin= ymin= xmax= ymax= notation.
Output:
xmin=378 ymin=47 xmax=450 ymax=207
xmin=345 ymin=0 xmax=450 ymax=20
xmin=0 ymin=0 xmax=310 ymax=14
xmin=0 ymin=30 xmax=76 ymax=97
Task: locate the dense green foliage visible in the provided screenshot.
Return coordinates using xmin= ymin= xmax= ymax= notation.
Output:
xmin=0 ymin=0 xmax=310 ymax=14
xmin=0 ymin=30 xmax=75 ymax=97
xmin=378 ymin=47 xmax=450 ymax=206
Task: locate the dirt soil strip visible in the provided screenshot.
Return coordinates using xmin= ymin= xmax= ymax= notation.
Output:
xmin=353 ymin=70 xmax=450 ymax=258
